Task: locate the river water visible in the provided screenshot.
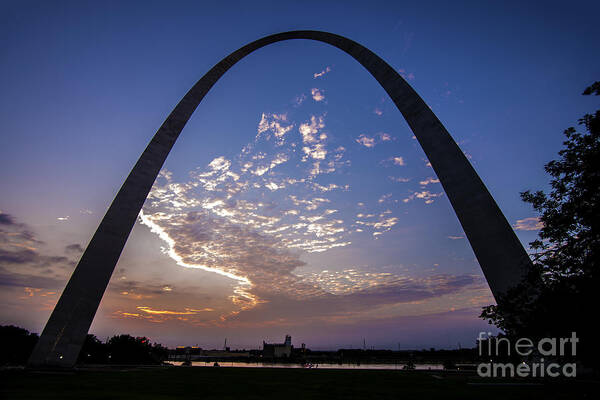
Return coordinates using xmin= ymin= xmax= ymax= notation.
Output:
xmin=172 ymin=361 xmax=444 ymax=370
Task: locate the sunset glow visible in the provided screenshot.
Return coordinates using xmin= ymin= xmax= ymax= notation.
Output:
xmin=1 ymin=0 xmax=598 ymax=351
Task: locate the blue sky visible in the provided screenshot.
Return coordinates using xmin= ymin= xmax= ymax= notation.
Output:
xmin=1 ymin=0 xmax=599 ymax=350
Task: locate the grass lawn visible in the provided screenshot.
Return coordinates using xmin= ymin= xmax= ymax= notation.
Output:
xmin=1 ymin=366 xmax=598 ymax=399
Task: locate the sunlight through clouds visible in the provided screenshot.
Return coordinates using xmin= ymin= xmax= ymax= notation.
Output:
xmin=132 ymin=89 xmax=482 ymax=327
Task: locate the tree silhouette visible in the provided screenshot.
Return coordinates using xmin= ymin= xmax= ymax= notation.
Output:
xmin=480 ymin=81 xmax=599 ymax=366
xmin=77 ymin=334 xmax=109 ymax=364
xmin=0 ymin=325 xmax=38 ymax=365
xmin=105 ymin=334 xmax=168 ymax=364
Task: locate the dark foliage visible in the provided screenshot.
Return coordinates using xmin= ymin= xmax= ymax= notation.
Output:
xmin=77 ymin=333 xmax=170 ymax=365
xmin=106 ymin=334 xmax=168 ymax=365
xmin=77 ymin=334 xmax=109 ymax=364
xmin=0 ymin=326 xmax=170 ymax=366
xmin=480 ymin=82 xmax=600 ymax=365
xmin=0 ymin=325 xmax=38 ymax=365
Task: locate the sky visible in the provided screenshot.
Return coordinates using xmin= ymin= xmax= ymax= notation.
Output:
xmin=1 ymin=0 xmax=599 ymax=351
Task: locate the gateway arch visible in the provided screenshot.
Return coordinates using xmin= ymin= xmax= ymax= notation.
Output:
xmin=28 ymin=31 xmax=532 ymax=368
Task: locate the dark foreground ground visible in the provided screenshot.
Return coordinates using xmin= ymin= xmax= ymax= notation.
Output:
xmin=1 ymin=366 xmax=598 ymax=399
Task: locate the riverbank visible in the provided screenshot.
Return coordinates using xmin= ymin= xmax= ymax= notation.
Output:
xmin=1 ymin=366 xmax=598 ymax=399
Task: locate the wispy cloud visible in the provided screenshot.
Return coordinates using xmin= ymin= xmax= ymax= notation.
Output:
xmin=403 ymin=191 xmax=443 ymax=204
xmin=355 ymin=133 xmax=394 ymax=148
xmin=65 ymin=243 xmax=83 ymax=254
xmin=377 ymin=193 xmax=392 ymax=203
xmin=293 ymin=93 xmax=306 ymax=106
xmin=419 ymin=177 xmax=439 ymax=186
xmin=392 ymin=157 xmax=405 ymax=166
xmin=313 ymin=66 xmax=331 ymax=79
xmin=513 ymin=217 xmax=543 ymax=231
xmin=380 ymin=132 xmax=393 ymax=141
xmin=0 ymin=212 xmax=78 ymax=300
xmin=397 ymin=68 xmax=415 ymax=80
xmin=355 ymin=214 xmax=398 ymax=237
xmin=0 ymin=212 xmax=72 ymax=271
xmin=124 ymin=106 xmax=481 ymax=328
xmin=137 ymin=306 xmax=214 ymax=315
xmin=380 ymin=156 xmax=406 ymax=167
xmin=356 ymin=134 xmax=376 ymax=148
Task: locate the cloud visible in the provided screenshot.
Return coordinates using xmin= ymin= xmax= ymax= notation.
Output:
xmin=139 ymin=120 xmax=357 ymax=317
xmin=0 ymin=266 xmax=63 ymax=289
xmin=112 ymin=304 xmax=216 ymax=324
xmin=397 ymin=68 xmax=415 ymax=80
xmin=355 ymin=133 xmax=394 ymax=148
xmin=277 ymin=270 xmax=488 ymax=321
xmin=378 ymin=193 xmax=392 ymax=204
xmin=447 ymin=235 xmax=464 ymax=240
xmin=294 ymin=116 xmax=344 ymax=178
xmin=0 ymin=248 xmax=38 ymax=264
xmin=257 ymin=113 xmax=294 ymax=146
xmin=389 ymin=176 xmax=410 ymax=183
xmin=293 ymin=94 xmax=306 ymax=106
xmin=113 ymin=268 xmax=486 ymax=327
xmin=139 ymin=167 xmax=483 ymax=324
xmin=137 ymin=306 xmax=214 ymax=315
xmin=302 ymin=143 xmax=327 ymax=160
xmin=300 ymin=270 xmax=478 ymax=299
xmin=419 ymin=177 xmax=440 ymax=186
xmin=379 ymin=133 xmax=392 ymax=141
xmin=1 ymin=100 xmax=493 ymax=335
xmin=0 ymin=213 xmax=17 ymax=225
xmin=355 ymin=134 xmax=376 ymax=148
xmin=0 ymin=213 xmax=78 ymax=303
xmin=313 ymin=66 xmax=331 ymax=78
xmin=134 ymin=108 xmax=475 ymax=327
xmin=311 ymin=182 xmax=347 ymax=192
xmin=265 ymin=182 xmax=282 ymax=191
xmin=380 ymin=156 xmax=406 ymax=166
xmin=0 ymin=212 xmax=71 ymax=270
xmin=139 ymin=209 xmax=308 ymax=310
xmin=392 ymin=157 xmax=405 ymax=166
xmin=0 ymin=247 xmax=70 ymax=269
xmin=311 ymin=88 xmax=325 ymax=102
xmin=373 ymin=108 xmax=383 ymax=116
xmin=0 ymin=212 xmax=41 ymax=244
xmin=403 ymin=191 xmax=443 ymax=204
xmin=355 ymin=215 xmax=399 ymax=237
xmin=65 ymin=243 xmax=84 ymax=253
xmin=299 ymin=115 xmax=325 ymax=144
xmin=288 ymin=195 xmax=330 ymax=211
xmin=513 ymin=217 xmax=543 ymax=231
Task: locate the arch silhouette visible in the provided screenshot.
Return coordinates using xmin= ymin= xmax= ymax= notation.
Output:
xmin=29 ymin=31 xmax=531 ymax=368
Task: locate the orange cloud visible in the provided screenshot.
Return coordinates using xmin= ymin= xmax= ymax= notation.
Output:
xmin=137 ymin=306 xmax=213 ymax=315
xmin=513 ymin=217 xmax=543 ymax=231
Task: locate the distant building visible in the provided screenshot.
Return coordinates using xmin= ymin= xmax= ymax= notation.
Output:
xmin=263 ymin=335 xmax=292 ymax=358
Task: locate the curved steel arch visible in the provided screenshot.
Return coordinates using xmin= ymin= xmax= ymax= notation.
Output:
xmin=29 ymin=31 xmax=531 ymax=368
